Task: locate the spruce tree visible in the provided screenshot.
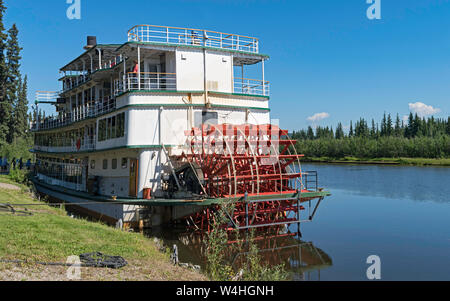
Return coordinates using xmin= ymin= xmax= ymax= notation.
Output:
xmin=335 ymin=123 xmax=344 ymax=139
xmin=6 ymin=23 xmax=22 ymax=142
xmin=447 ymin=117 xmax=450 ymax=136
xmin=0 ymin=0 xmax=9 ymax=143
xmin=394 ymin=114 xmax=401 ymax=137
xmin=387 ymin=114 xmax=393 ymax=137
xmin=406 ymin=113 xmax=414 ymax=138
xmin=13 ymin=75 xmax=29 ymax=140
xmin=306 ymin=126 xmax=315 ymax=140
xmin=370 ymin=119 xmax=376 ymax=138
xmin=381 ymin=113 xmax=387 ymax=137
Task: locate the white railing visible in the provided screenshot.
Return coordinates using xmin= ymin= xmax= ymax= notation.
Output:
xmin=114 ymin=72 xmax=177 ymax=95
xmin=34 ymin=140 xmax=95 ymax=153
xmin=32 ymin=97 xmax=116 ymax=131
xmin=128 ymin=25 xmax=259 ymax=54
xmin=98 ymin=54 xmax=124 ymax=71
xmin=36 ymin=91 xmax=60 ymax=102
xmin=61 ymin=56 xmax=124 ymax=93
xmin=62 ymin=73 xmax=91 ymax=92
xmin=234 ymin=78 xmax=270 ymax=96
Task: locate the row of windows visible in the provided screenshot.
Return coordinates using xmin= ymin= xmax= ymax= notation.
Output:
xmin=35 ymin=156 xmax=83 ymax=184
xmin=35 ymin=127 xmax=94 ymax=148
xmin=98 ymin=112 xmax=125 ymax=142
xmin=91 ymin=158 xmax=128 ymax=170
xmin=35 ymin=112 xmax=125 ymax=148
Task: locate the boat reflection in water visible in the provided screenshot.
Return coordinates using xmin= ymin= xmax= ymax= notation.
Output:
xmin=148 ymin=227 xmax=332 ymax=281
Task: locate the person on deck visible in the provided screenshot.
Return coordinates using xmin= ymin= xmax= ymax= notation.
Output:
xmin=132 ymin=60 xmax=139 ymax=73
xmin=131 ymin=60 xmax=139 ymax=88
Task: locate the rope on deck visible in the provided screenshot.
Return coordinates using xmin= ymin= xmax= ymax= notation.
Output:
xmin=0 ymin=203 xmax=33 ymax=216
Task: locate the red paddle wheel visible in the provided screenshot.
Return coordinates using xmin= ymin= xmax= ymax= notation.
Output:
xmin=176 ymin=124 xmax=319 ymax=233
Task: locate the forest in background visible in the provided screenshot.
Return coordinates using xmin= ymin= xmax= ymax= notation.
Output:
xmin=0 ymin=1 xmax=32 ymax=161
xmin=292 ymin=113 xmax=450 ymax=160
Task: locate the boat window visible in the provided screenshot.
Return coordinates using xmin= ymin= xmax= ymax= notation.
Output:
xmin=117 ymin=113 xmax=125 ymax=137
xmin=97 ymin=113 xmax=125 ymax=142
xmin=121 ymin=158 xmax=128 ymax=169
xmin=103 ymin=159 xmax=108 ymax=170
xmin=111 ymin=116 xmax=117 ymax=139
xmin=112 ymin=159 xmax=117 ymax=170
xmin=98 ymin=119 xmax=106 ymax=141
xmin=106 ymin=118 xmax=112 ymax=140
xmin=194 ymin=111 xmax=218 ymax=127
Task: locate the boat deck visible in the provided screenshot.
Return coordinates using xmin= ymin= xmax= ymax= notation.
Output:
xmin=32 ymin=177 xmax=331 ymax=207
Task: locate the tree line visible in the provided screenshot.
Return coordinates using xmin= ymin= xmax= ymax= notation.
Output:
xmin=0 ymin=1 xmax=31 ymax=160
xmin=292 ymin=113 xmax=450 ymax=159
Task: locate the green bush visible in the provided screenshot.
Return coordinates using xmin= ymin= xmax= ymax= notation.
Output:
xmin=0 ymin=136 xmax=33 ymax=161
xmin=296 ymin=136 xmax=450 ymax=159
xmin=8 ymin=168 xmax=29 ymax=184
xmin=204 ymin=203 xmax=289 ymax=281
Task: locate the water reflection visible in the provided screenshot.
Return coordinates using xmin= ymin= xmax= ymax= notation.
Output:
xmin=146 ymin=226 xmax=333 ymax=281
xmin=301 ymin=163 xmax=450 ymax=203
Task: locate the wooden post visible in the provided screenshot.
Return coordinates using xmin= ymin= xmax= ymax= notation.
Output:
xmin=137 ymin=46 xmax=141 ymax=90
xmin=203 ymin=48 xmax=208 ymax=105
xmin=123 ymin=54 xmax=126 ymax=92
xmin=262 ymin=59 xmax=265 ymax=96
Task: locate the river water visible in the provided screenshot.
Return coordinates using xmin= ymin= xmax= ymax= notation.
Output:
xmin=149 ymin=163 xmax=450 ymax=281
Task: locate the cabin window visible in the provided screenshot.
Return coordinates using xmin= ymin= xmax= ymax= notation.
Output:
xmin=97 ymin=113 xmax=126 ymax=142
xmin=98 ymin=119 xmax=106 ymax=141
xmin=102 ymin=159 xmax=108 ymax=170
xmin=90 ymin=160 xmax=95 ymax=169
xmin=121 ymin=158 xmax=128 ymax=169
xmin=111 ymin=116 xmax=117 ymax=139
xmin=106 ymin=118 xmax=112 ymax=140
xmin=112 ymin=159 xmax=118 ymax=170
xmin=117 ymin=113 xmax=125 ymax=137
xmin=194 ymin=111 xmax=218 ymax=127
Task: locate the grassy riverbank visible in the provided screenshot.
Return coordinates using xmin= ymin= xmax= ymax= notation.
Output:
xmin=302 ymin=157 xmax=450 ymax=166
xmin=0 ymin=175 xmax=206 ymax=281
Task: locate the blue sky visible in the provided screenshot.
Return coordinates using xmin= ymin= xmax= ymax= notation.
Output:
xmin=3 ymin=0 xmax=450 ymax=130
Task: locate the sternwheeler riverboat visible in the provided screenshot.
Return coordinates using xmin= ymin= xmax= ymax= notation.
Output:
xmin=31 ymin=25 xmax=330 ymax=230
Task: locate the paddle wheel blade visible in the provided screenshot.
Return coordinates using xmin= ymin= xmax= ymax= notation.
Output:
xmin=171 ymin=124 xmax=326 ymax=232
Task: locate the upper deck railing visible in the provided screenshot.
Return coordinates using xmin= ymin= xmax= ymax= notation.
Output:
xmin=114 ymin=72 xmax=177 ymax=95
xmin=128 ymin=25 xmax=260 ymax=54
xmin=31 ymin=97 xmax=116 ymax=131
xmin=61 ymin=73 xmax=91 ymax=92
xmin=234 ymin=78 xmax=270 ymax=97
xmin=36 ymin=91 xmax=60 ymax=103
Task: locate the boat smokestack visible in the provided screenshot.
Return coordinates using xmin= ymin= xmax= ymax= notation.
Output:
xmin=84 ymin=36 xmax=97 ymax=50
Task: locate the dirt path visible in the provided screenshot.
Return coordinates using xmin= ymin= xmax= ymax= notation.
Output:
xmin=0 ymin=182 xmax=20 ymax=191
xmin=0 ymin=259 xmax=207 ymax=281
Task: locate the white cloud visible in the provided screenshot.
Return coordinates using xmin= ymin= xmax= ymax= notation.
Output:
xmin=307 ymin=112 xmax=330 ymax=122
xmin=408 ymin=102 xmax=441 ymax=117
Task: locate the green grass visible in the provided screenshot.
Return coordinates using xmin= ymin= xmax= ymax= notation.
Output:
xmin=0 ymin=175 xmax=168 ymax=265
xmin=0 ymin=185 xmax=164 ymax=263
xmin=303 ymin=157 xmax=450 ymax=166
xmin=0 ymin=178 xmax=207 ymax=281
